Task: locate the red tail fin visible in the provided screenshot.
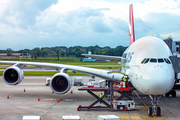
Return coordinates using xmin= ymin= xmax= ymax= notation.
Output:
xmin=129 ymin=4 xmax=135 ymax=46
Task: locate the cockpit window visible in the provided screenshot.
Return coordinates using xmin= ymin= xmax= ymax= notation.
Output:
xmin=141 ymin=58 xmax=146 ymax=64
xmin=144 ymin=58 xmax=149 ymax=63
xmin=141 ymin=58 xmax=171 ymax=64
xmin=158 ymin=58 xmax=164 ymax=63
xmin=150 ymin=58 xmax=157 ymax=63
xmin=164 ymin=58 xmax=171 ymax=64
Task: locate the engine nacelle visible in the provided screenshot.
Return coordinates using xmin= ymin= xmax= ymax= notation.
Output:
xmin=3 ymin=66 xmax=24 ymax=85
xmin=50 ymin=73 xmax=72 ymax=94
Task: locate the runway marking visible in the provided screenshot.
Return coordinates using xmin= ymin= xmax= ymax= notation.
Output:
xmin=136 ymin=106 xmax=146 ymax=108
xmin=142 ymin=116 xmax=167 ymax=119
xmin=141 ymin=113 xmax=164 ymax=115
xmin=0 ymin=103 xmax=74 ymax=116
xmin=42 ymin=99 xmax=57 ymax=101
xmin=63 ymin=99 xmax=76 ymax=101
xmin=130 ymin=116 xmax=140 ymax=119
xmin=129 ymin=113 xmax=139 ymax=115
xmin=91 ymin=116 xmax=140 ymax=120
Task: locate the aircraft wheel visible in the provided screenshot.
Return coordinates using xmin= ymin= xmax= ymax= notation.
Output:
xmin=148 ymin=107 xmax=153 ymax=117
xmin=156 ymin=107 xmax=161 ymax=117
xmin=165 ymin=93 xmax=169 ymax=97
xmin=172 ymin=90 xmax=176 ymax=97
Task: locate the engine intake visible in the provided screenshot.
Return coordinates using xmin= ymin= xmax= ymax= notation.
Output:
xmin=3 ymin=66 xmax=24 ymax=85
xmin=50 ymin=73 xmax=72 ymax=94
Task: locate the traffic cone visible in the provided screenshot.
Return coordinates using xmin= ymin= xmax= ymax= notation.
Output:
xmin=24 ymin=89 xmax=26 ymax=92
xmin=38 ymin=98 xmax=40 ymax=101
xmin=52 ymin=91 xmax=54 ymax=93
xmin=57 ymin=99 xmax=59 ymax=103
xmin=7 ymin=95 xmax=9 ymax=99
xmin=70 ymin=90 xmax=73 ymax=94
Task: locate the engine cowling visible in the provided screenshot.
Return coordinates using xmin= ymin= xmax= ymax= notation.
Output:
xmin=3 ymin=66 xmax=24 ymax=85
xmin=50 ymin=73 xmax=72 ymax=94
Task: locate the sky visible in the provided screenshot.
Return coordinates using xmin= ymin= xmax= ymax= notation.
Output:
xmin=0 ymin=0 xmax=180 ymax=50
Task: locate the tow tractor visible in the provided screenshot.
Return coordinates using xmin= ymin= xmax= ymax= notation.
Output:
xmin=115 ymin=100 xmax=135 ymax=110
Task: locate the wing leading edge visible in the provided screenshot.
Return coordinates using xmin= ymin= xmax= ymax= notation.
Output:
xmin=0 ymin=61 xmax=124 ymax=81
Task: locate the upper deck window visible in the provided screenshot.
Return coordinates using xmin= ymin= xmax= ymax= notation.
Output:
xmin=141 ymin=58 xmax=146 ymax=64
xmin=144 ymin=58 xmax=149 ymax=63
xmin=150 ymin=58 xmax=157 ymax=63
xmin=164 ymin=58 xmax=171 ymax=64
xmin=158 ymin=58 xmax=164 ymax=63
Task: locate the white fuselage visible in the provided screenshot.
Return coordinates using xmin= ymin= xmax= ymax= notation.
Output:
xmin=122 ymin=36 xmax=175 ymax=95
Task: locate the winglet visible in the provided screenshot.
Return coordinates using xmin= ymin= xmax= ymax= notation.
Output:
xmin=129 ymin=4 xmax=135 ymax=46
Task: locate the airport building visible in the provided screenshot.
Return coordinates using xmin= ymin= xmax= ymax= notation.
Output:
xmin=164 ymin=37 xmax=180 ymax=55
xmin=83 ymin=51 xmax=96 ymax=61
xmin=164 ymin=37 xmax=180 ymax=80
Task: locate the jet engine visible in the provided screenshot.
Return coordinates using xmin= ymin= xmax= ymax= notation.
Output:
xmin=50 ymin=73 xmax=72 ymax=94
xmin=3 ymin=66 xmax=24 ymax=85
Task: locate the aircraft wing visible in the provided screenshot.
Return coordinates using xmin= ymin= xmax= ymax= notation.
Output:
xmin=0 ymin=61 xmax=124 ymax=81
xmin=82 ymin=54 xmax=123 ymax=61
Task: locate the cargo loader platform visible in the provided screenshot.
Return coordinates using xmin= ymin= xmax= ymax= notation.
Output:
xmin=77 ymin=87 xmax=110 ymax=111
xmin=77 ymin=81 xmax=135 ymax=111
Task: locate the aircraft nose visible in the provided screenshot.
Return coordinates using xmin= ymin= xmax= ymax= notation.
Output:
xmin=140 ymin=65 xmax=175 ymax=95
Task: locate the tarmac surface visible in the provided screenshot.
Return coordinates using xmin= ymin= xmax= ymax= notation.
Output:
xmin=0 ymin=76 xmax=180 ymax=120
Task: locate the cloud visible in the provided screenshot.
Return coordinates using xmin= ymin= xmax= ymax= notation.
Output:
xmin=38 ymin=31 xmax=50 ymax=39
xmin=0 ymin=0 xmax=180 ymax=50
xmin=35 ymin=6 xmax=128 ymax=47
xmin=86 ymin=16 xmax=112 ymax=33
xmin=135 ymin=12 xmax=180 ymax=39
xmin=0 ymin=0 xmax=58 ymax=28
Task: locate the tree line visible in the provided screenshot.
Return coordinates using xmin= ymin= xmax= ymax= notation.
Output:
xmin=0 ymin=45 xmax=127 ymax=59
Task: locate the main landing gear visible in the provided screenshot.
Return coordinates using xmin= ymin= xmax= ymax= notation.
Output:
xmin=148 ymin=95 xmax=161 ymax=117
xmin=165 ymin=89 xmax=176 ymax=97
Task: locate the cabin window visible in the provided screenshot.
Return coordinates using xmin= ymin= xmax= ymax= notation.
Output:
xmin=122 ymin=53 xmax=127 ymax=58
xmin=158 ymin=58 xmax=164 ymax=63
xmin=150 ymin=58 xmax=157 ymax=63
xmin=141 ymin=58 xmax=146 ymax=64
xmin=144 ymin=58 xmax=149 ymax=63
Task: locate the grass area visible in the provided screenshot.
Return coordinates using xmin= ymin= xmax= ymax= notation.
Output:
xmin=0 ymin=57 xmax=118 ymax=65
xmin=85 ymin=66 xmax=121 ymax=69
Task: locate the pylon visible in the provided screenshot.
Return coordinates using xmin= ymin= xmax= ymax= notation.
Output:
xmin=57 ymin=99 xmax=59 ymax=103
xmin=7 ymin=95 xmax=9 ymax=99
xmin=52 ymin=91 xmax=54 ymax=93
xmin=70 ymin=90 xmax=73 ymax=94
xmin=38 ymin=98 xmax=40 ymax=101
xmin=24 ymin=89 xmax=26 ymax=92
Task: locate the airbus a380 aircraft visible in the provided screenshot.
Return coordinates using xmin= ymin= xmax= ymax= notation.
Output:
xmin=82 ymin=4 xmax=175 ymax=116
xmin=0 ymin=4 xmax=175 ymax=116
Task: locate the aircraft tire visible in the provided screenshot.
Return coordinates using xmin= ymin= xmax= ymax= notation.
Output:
xmin=148 ymin=107 xmax=153 ymax=117
xmin=172 ymin=90 xmax=176 ymax=97
xmin=165 ymin=93 xmax=169 ymax=97
xmin=156 ymin=107 xmax=161 ymax=117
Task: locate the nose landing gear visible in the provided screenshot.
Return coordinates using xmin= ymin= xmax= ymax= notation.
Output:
xmin=148 ymin=95 xmax=161 ymax=117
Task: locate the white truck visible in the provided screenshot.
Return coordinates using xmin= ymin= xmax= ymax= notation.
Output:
xmin=112 ymin=100 xmax=135 ymax=110
xmin=87 ymin=79 xmax=106 ymax=88
xmin=45 ymin=77 xmax=51 ymax=86
xmin=74 ymin=77 xmax=84 ymax=86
